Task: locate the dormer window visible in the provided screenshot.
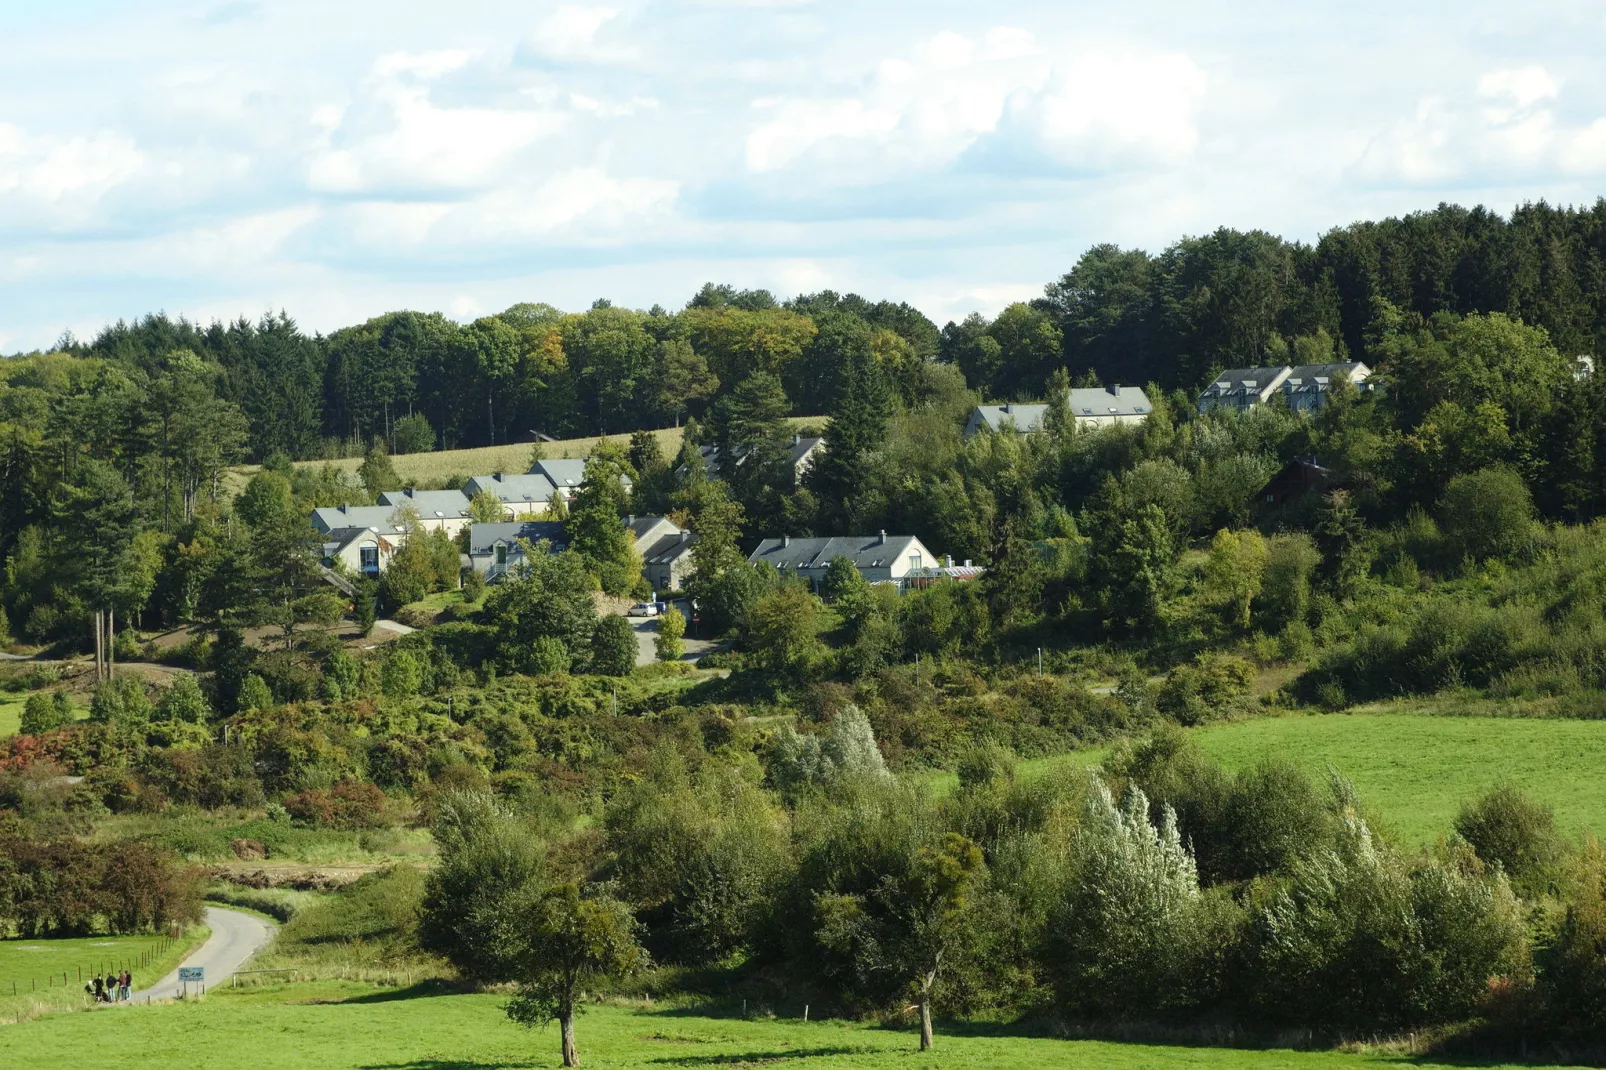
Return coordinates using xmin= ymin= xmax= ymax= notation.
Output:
xmin=494 ymin=542 xmax=508 ymax=566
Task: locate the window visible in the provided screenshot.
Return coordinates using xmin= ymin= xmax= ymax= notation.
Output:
xmin=909 ymin=552 xmax=922 ymax=570
xmin=494 ymin=542 xmax=507 ymax=565
xmin=360 ymin=545 xmax=379 ymax=572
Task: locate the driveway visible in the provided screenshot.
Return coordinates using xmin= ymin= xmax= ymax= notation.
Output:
xmin=132 ymin=906 xmax=276 ymax=1002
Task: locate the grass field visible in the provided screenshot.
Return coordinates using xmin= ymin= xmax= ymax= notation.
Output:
xmin=0 ymin=982 xmax=1567 ymax=1069
xmin=0 ymin=691 xmax=25 ymax=737
xmin=225 ymin=416 xmax=826 ymax=495
xmin=0 ymin=926 xmax=208 ymax=1022
xmin=975 ymin=711 xmax=1606 ymax=847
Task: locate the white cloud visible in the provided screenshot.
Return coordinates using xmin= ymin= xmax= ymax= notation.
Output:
xmin=746 ymin=27 xmax=1050 ymax=174
xmin=1354 ymin=66 xmax=1606 ymax=185
xmin=1037 ymin=51 xmax=1206 ymax=166
xmin=0 ymin=124 xmax=146 ymax=224
xmin=520 ymin=6 xmax=638 ymax=65
xmin=307 ymin=51 xmax=567 ymax=193
xmin=744 ymin=29 xmax=1205 ymax=180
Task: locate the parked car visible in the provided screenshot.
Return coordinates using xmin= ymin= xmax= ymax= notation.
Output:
xmin=627 ymin=602 xmax=659 ymax=617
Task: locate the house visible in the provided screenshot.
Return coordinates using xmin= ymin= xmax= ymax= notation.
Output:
xmin=1195 ymin=365 xmax=1292 ymax=413
xmin=526 ymin=458 xmax=633 ymax=503
xmin=1197 ymin=362 xmax=1370 ymax=414
xmin=1278 ymin=362 xmax=1372 ymax=412
xmin=639 ymin=528 xmax=697 ymax=592
xmin=465 ymin=521 xmax=569 ymax=580
xmin=901 ymin=556 xmax=985 ymax=591
xmin=679 ymin=434 xmax=826 ymax=485
xmin=312 ymin=504 xmax=424 ymax=535
xmin=623 ymin=515 xmax=697 ymax=592
xmin=321 ymin=525 xmax=404 ymax=579
xmin=747 ymin=531 xmax=936 ymax=588
xmin=963 ymin=386 xmax=1153 ymax=438
xmin=1255 ymin=456 xmax=1333 ymax=508
xmin=375 ymin=489 xmax=474 ymax=537
xmin=461 ymin=473 xmax=561 ymax=519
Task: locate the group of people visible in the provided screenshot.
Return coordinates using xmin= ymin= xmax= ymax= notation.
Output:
xmin=87 ymin=970 xmax=132 ymax=1003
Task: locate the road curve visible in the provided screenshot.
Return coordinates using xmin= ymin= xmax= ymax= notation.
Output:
xmin=134 ymin=906 xmax=277 ymax=1002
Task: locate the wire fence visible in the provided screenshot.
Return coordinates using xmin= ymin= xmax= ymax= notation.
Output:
xmin=4 ymin=930 xmax=184 ymax=1002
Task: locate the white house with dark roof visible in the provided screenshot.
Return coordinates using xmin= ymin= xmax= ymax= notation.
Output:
xmin=1197 ymin=362 xmax=1370 ymax=414
xmin=963 ymin=386 xmax=1153 ymax=438
xmin=321 ymin=524 xmax=405 ymax=579
xmin=375 ymin=488 xmax=474 ymax=537
xmin=312 ymin=504 xmax=417 ymax=535
xmin=679 ymin=434 xmax=826 ymax=485
xmin=526 ymin=458 xmax=634 ymax=503
xmin=747 ymin=532 xmax=935 ymax=588
xmin=465 ymin=521 xmax=569 ymax=580
xmin=462 ymin=473 xmax=561 ymax=519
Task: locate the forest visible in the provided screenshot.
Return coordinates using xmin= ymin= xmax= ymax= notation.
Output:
xmin=8 ymin=198 xmax=1606 ymax=1059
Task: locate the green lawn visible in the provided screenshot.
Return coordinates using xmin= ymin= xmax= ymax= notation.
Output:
xmin=0 ymin=691 xmax=27 ymax=737
xmin=983 ymin=712 xmax=1606 ymax=847
xmin=0 ymin=927 xmax=207 ymax=1019
xmin=0 ymin=983 xmax=1568 ymax=1069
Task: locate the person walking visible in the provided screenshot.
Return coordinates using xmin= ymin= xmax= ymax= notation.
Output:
xmin=92 ymin=974 xmax=105 ymax=1003
xmin=121 ymin=969 xmax=133 ymax=1000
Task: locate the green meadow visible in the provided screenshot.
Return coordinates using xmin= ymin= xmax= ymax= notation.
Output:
xmin=0 ymin=982 xmax=1569 ymax=1070
xmin=0 ymin=927 xmax=207 ymax=1021
xmin=988 ymin=711 xmax=1606 ymax=846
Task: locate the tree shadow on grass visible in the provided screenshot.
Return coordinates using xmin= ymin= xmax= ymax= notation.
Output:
xmin=334 ymin=979 xmax=474 ymax=1004
xmin=359 ymin=1062 xmax=541 ymax=1070
xmin=648 ymin=1048 xmax=873 ymax=1066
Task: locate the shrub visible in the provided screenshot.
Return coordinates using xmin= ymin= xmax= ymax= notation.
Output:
xmin=767 ymin=705 xmax=890 ymax=798
xmin=283 ymin=781 xmax=392 ymax=830
xmin=156 ymin=674 xmax=211 ymax=724
xmin=237 ymin=673 xmax=274 ymax=711
xmin=1538 ymin=841 xmax=1606 ymax=1033
xmin=1043 ymin=780 xmax=1226 ymax=1017
xmin=1455 ymin=783 xmax=1567 ymax=898
xmin=20 ymin=691 xmax=70 ymax=735
xmin=1156 ymin=654 xmax=1254 ymax=726
xmin=590 ymin=615 xmax=637 ymax=677
xmin=1248 ymin=818 xmax=1526 ymax=1030
xmin=1440 ymin=466 xmax=1534 ymax=563
xmin=655 ymin=607 xmax=686 ymax=662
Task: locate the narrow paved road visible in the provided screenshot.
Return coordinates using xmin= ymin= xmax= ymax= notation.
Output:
xmin=134 ymin=906 xmax=276 ymax=1002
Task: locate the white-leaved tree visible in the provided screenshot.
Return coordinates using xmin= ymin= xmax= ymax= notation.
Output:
xmin=768 ymin=705 xmax=889 ymax=798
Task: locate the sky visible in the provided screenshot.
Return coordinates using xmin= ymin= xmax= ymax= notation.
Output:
xmin=3 ymin=0 xmax=1606 ymax=351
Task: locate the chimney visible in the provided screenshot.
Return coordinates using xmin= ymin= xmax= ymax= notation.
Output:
xmin=1108 ymin=383 xmax=1120 ymax=396
xmin=679 ymin=530 xmax=689 ymax=543
xmin=782 ymin=534 xmax=790 ymax=547
xmin=793 ymin=433 xmax=801 ymax=446
xmin=1002 ymin=402 xmax=1011 ymax=414
xmin=945 ymin=554 xmax=953 ymax=567
xmin=339 ymin=503 xmax=347 ymax=514
xmin=878 ymin=529 xmax=887 ymax=545
xmin=494 ymin=472 xmax=504 ymax=482
xmin=626 ymin=514 xmax=635 ymax=526
xmin=963 ymin=559 xmax=972 ymax=568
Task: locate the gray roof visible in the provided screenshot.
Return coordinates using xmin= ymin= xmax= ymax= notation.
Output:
xmin=1282 ymin=362 xmax=1369 ymax=387
xmin=640 ymin=531 xmax=696 ymax=563
xmin=321 ymin=525 xmax=401 ymax=556
xmin=969 ymin=386 xmax=1152 ymax=433
xmin=682 ymin=435 xmax=825 ymax=478
xmin=625 ymin=515 xmax=679 ymax=543
xmin=377 ymin=489 xmax=472 ymax=517
xmin=462 ymin=473 xmax=558 ymax=505
xmin=466 ymin=521 xmax=568 ymax=556
xmin=748 ymin=533 xmax=927 ymax=571
xmin=528 ymin=458 xmax=634 ymax=489
xmin=312 ymin=505 xmax=412 ymax=533
xmin=1205 ymin=365 xmax=1290 ymax=389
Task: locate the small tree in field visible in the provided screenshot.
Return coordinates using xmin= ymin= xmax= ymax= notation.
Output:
xmin=655 ymin=607 xmax=685 ymax=662
xmin=591 ymin=615 xmax=637 ymax=677
xmin=815 ymin=831 xmax=984 ymax=1050
xmin=506 ymin=883 xmax=647 ymax=1067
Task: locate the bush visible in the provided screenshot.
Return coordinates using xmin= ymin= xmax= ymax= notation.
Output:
xmin=1455 ymin=783 xmax=1566 ymax=898
xmin=1043 ymin=780 xmax=1229 ymax=1017
xmin=767 ymin=705 xmax=889 ymax=798
xmin=1440 ymin=466 xmax=1534 ymax=563
xmin=1538 ymin=841 xmax=1606 ymax=1033
xmin=655 ymin=607 xmax=686 ymax=662
xmin=1156 ymin=654 xmax=1254 ymax=726
xmin=283 ymin=781 xmax=392 ymax=830
xmin=20 ymin=691 xmax=71 ymax=735
xmin=156 ymin=674 xmax=211 ymax=724
xmin=590 ymin=615 xmax=637 ymax=677
xmin=1248 ymin=818 xmax=1526 ymax=1030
